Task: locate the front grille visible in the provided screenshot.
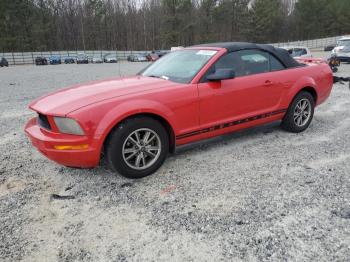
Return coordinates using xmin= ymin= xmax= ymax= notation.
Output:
xmin=37 ymin=113 xmax=51 ymax=130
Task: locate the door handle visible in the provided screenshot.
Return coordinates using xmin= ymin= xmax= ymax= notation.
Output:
xmin=264 ymin=80 xmax=274 ymax=86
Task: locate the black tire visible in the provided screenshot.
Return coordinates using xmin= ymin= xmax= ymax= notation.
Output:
xmin=105 ymin=117 xmax=169 ymax=179
xmin=281 ymin=91 xmax=315 ymax=133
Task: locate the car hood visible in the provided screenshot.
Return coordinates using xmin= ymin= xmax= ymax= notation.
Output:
xmin=29 ymin=76 xmax=176 ymax=116
xmin=333 ymin=46 xmax=350 ymax=53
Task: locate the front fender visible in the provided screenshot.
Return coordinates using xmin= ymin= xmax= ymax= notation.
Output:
xmin=96 ymin=99 xmax=176 ymax=139
xmin=69 ymin=98 xmax=177 ymax=147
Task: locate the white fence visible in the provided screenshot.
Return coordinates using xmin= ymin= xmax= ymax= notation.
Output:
xmin=0 ymin=50 xmax=153 ymax=65
xmin=1 ymin=35 xmax=348 ymax=65
xmin=272 ymin=36 xmax=341 ymax=49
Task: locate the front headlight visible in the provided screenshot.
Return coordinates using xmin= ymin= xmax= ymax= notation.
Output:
xmin=53 ymin=117 xmax=84 ymax=135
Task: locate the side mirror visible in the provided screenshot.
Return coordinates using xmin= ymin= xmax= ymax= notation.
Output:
xmin=206 ymin=68 xmax=235 ymax=81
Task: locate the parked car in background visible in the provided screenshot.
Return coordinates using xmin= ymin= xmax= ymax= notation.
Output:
xmin=25 ymin=42 xmax=334 ymax=179
xmin=104 ymin=54 xmax=118 ymax=63
xmin=171 ymin=46 xmax=184 ymax=52
xmin=76 ymin=54 xmax=89 ymax=64
xmin=138 ymin=54 xmax=149 ymax=62
xmin=64 ymin=57 xmax=75 ymax=64
xmin=146 ymin=53 xmax=159 ymax=62
xmin=332 ymin=36 xmax=350 ymax=62
xmin=127 ymin=54 xmax=136 ymax=62
xmin=155 ymin=50 xmax=169 ymax=57
xmin=92 ymin=56 xmax=103 ymax=63
xmin=324 ymin=44 xmax=336 ymax=51
xmin=49 ymin=56 xmax=61 ymax=65
xmin=336 ymin=36 xmax=350 ymax=47
xmin=128 ymin=54 xmax=148 ymax=62
xmin=35 ymin=56 xmax=48 ymax=65
xmin=0 ymin=57 xmax=9 ymax=67
xmin=281 ymin=46 xmax=312 ymax=58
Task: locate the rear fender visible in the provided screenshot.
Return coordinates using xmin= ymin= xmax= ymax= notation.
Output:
xmin=283 ymin=76 xmax=317 ymax=108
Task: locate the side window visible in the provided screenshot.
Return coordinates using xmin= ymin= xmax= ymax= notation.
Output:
xmin=270 ymin=55 xmax=285 ymax=71
xmin=213 ymin=52 xmax=246 ymax=77
xmin=239 ymin=50 xmax=269 ymax=75
xmin=203 ymin=49 xmax=285 ymax=82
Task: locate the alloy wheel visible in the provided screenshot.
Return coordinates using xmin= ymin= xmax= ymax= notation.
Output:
xmin=122 ymin=128 xmax=161 ymax=170
xmin=293 ymin=98 xmax=312 ymax=127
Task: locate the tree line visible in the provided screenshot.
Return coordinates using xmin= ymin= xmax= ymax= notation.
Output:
xmin=1 ymin=0 xmax=350 ymax=52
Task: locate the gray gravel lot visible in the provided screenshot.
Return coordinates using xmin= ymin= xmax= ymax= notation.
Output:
xmin=0 ymin=56 xmax=349 ymax=261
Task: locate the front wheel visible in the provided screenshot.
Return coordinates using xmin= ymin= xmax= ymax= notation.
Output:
xmin=281 ymin=91 xmax=315 ymax=133
xmin=105 ymin=117 xmax=169 ymax=179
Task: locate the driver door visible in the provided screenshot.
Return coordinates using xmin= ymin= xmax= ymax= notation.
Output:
xmin=198 ymin=49 xmax=286 ymax=131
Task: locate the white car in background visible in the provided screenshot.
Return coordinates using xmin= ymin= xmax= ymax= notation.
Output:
xmin=281 ymin=46 xmax=312 ymax=58
xmin=170 ymin=46 xmax=184 ymax=52
xmin=92 ymin=55 xmax=103 ymax=63
xmin=332 ymin=36 xmax=350 ymax=62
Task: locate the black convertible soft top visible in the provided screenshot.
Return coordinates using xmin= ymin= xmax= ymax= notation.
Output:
xmin=193 ymin=42 xmax=301 ymax=68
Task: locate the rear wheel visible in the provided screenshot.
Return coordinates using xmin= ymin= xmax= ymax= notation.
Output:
xmin=105 ymin=117 xmax=169 ymax=179
xmin=281 ymin=91 xmax=315 ymax=133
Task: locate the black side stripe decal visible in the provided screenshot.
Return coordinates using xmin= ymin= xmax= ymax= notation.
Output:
xmin=176 ymin=109 xmax=287 ymax=140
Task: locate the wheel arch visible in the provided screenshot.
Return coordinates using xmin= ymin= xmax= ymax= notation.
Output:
xmin=102 ymin=112 xmax=176 ymax=154
xmin=285 ymin=77 xmax=318 ymax=109
xmin=298 ymin=86 xmax=318 ymax=104
xmin=284 ymin=85 xmax=318 ymax=112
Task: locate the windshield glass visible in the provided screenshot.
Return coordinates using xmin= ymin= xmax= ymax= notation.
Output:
xmin=337 ymin=39 xmax=350 ymax=46
xmin=141 ymin=49 xmax=217 ymax=83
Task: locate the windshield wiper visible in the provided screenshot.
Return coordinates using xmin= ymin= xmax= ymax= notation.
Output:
xmin=148 ymin=75 xmax=160 ymax=78
xmin=147 ymin=75 xmax=169 ymax=80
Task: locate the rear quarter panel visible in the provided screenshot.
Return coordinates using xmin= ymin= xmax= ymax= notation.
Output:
xmin=279 ymin=63 xmax=333 ymax=109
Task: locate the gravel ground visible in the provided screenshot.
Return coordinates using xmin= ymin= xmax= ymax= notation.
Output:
xmin=0 ymin=57 xmax=349 ymax=262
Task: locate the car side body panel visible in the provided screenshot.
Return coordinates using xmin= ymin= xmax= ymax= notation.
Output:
xmin=25 ymin=45 xmax=334 ymax=168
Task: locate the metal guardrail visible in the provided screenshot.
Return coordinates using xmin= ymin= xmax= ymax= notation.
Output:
xmin=1 ymin=35 xmax=349 ymax=65
xmin=272 ymin=35 xmax=344 ymax=49
xmin=0 ymin=50 xmax=156 ymax=65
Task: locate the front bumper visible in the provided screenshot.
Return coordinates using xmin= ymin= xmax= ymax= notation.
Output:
xmin=25 ymin=117 xmax=100 ymax=168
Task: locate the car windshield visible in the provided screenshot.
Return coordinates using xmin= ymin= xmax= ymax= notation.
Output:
xmin=337 ymin=39 xmax=350 ymax=46
xmin=141 ymin=49 xmax=217 ymax=83
xmin=291 ymin=48 xmax=307 ymax=57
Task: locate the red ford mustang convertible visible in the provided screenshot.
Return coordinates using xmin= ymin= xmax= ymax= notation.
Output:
xmin=25 ymin=43 xmax=333 ymax=178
